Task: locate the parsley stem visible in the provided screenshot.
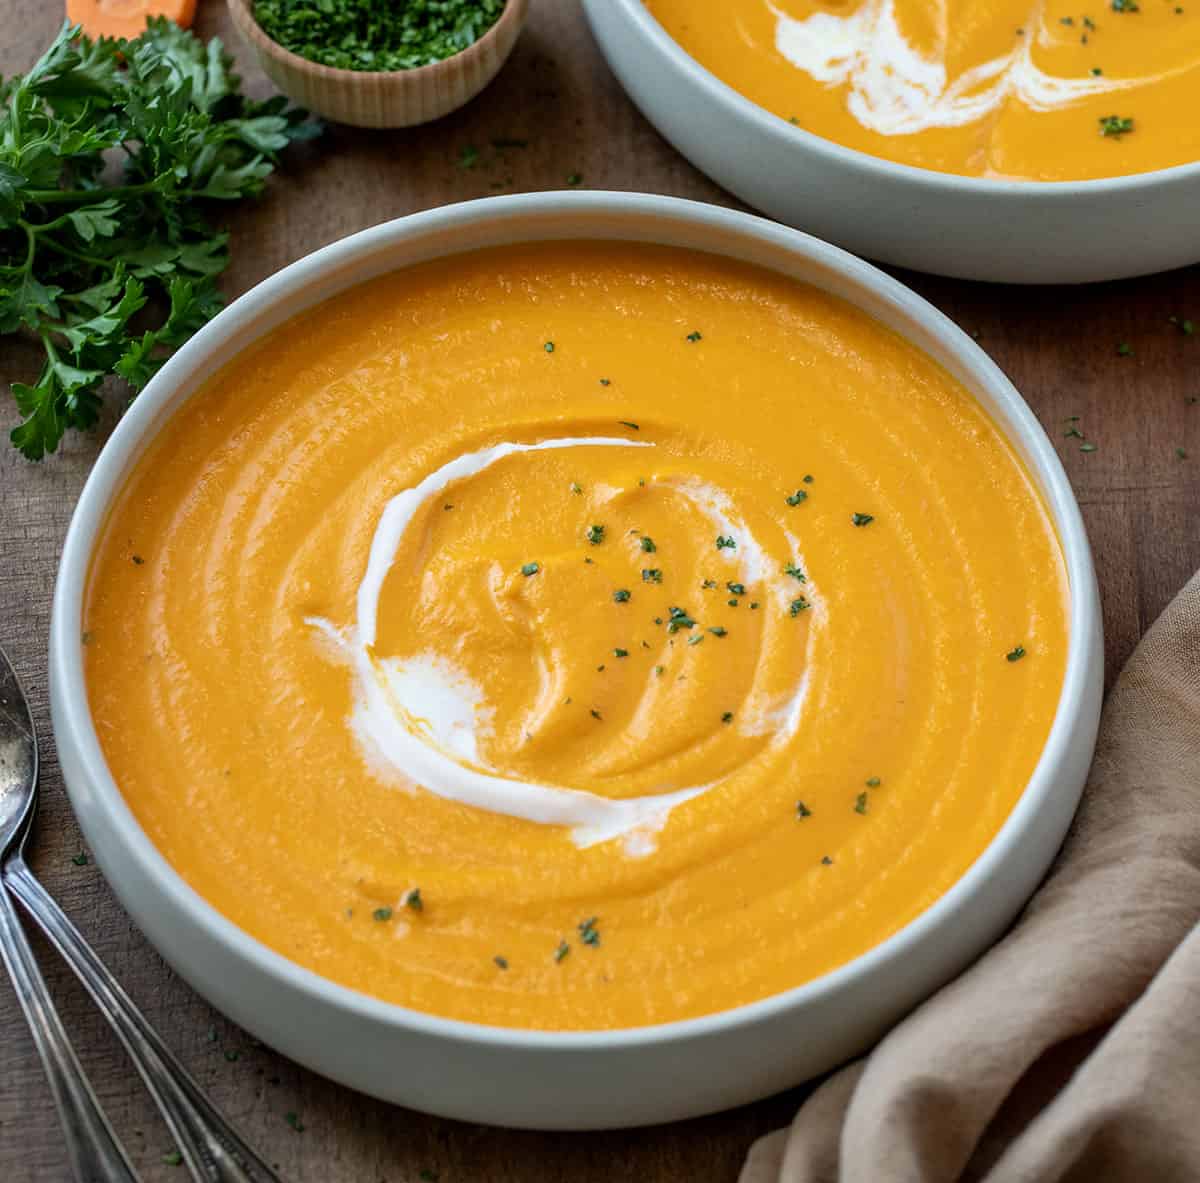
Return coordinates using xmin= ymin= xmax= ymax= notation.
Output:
xmin=25 ymin=180 xmax=167 ymax=205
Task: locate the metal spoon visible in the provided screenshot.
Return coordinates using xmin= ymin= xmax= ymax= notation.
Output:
xmin=0 ymin=644 xmax=283 ymax=1182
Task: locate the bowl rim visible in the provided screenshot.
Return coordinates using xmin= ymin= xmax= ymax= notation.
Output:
xmin=226 ymin=0 xmax=529 ymax=84
xmin=52 ymin=190 xmax=1098 ymax=1052
xmin=601 ymin=0 xmax=1200 ymax=195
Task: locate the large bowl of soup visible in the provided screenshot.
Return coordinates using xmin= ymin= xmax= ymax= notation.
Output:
xmin=50 ymin=192 xmax=1102 ymax=1128
xmin=583 ymin=0 xmax=1200 ymax=283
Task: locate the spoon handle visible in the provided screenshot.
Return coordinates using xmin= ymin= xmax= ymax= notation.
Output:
xmin=0 ymin=880 xmax=141 ymax=1182
xmin=4 ymin=856 xmax=282 ymax=1183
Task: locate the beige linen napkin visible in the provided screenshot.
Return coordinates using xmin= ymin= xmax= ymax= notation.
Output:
xmin=743 ymin=569 xmax=1200 ymax=1183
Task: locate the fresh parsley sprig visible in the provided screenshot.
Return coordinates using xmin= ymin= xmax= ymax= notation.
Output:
xmin=0 ymin=20 xmax=318 ymax=459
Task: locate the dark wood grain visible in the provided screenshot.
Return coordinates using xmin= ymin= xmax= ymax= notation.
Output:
xmin=1 ymin=1 xmax=1198 ymax=1179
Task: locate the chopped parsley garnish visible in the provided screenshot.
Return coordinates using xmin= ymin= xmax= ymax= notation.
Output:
xmin=1099 ymin=115 xmax=1134 ymax=138
xmin=285 ymin=1112 xmax=305 ymax=1132
xmin=405 ymin=888 xmax=423 ymax=912
xmin=854 ymin=792 xmax=869 ymax=814
xmin=566 ymin=172 xmax=583 ymax=186
xmin=803 ymin=474 xmax=814 ymax=483
xmin=866 ymin=776 xmax=881 ymax=787
xmin=1111 ymin=0 xmax=1139 ymax=10
xmin=1169 ymin=316 xmax=1196 ymax=335
xmin=784 ymin=563 xmax=806 ymax=582
xmin=162 ymin=1150 xmax=183 ymax=1166
xmin=701 ymin=579 xmax=718 ymax=589
xmin=544 ymin=341 xmax=556 ymax=353
xmin=749 ymin=601 xmax=760 ymax=610
xmin=1080 ymin=442 xmax=1098 ymax=453
xmin=131 ymin=554 xmax=145 ymax=565
xmin=789 ymin=598 xmax=810 ymax=616
xmin=851 ymin=513 xmax=874 ymax=527
xmin=728 ymin=598 xmax=739 ymax=607
xmin=619 ymin=419 xmax=639 ymax=430
xmin=590 ymin=708 xmax=602 ymax=720
xmin=578 ymin=917 xmax=600 ymax=946
xmin=614 ymin=648 xmax=629 ymax=658
xmin=642 ymin=568 xmax=663 ymax=583
xmin=1116 ymin=341 xmax=1134 ymax=356
xmin=666 ymin=607 xmax=696 ymax=632
xmin=721 ymin=711 xmax=734 ymax=724
xmin=785 ymin=489 xmax=808 ymax=506
xmin=686 ymin=330 xmax=703 ymax=343
xmin=640 ymin=536 xmax=657 ymax=553
xmin=708 ymin=626 xmax=727 ymax=637
xmin=373 ymin=906 xmax=393 ymax=922
xmin=726 ymin=581 xmax=746 ymax=596
xmin=716 ymin=535 xmax=736 ymax=550
xmin=687 ymin=634 xmax=704 ymax=646
xmin=1091 ymin=66 xmax=1103 ymax=75
xmin=554 ymin=940 xmax=570 ymax=962
xmin=71 ymin=851 xmax=89 ymax=866
xmin=494 ymin=956 xmax=508 ymax=970
xmin=821 ymin=855 xmax=833 ymax=866
xmin=655 ymin=665 xmax=665 ymax=676
xmin=613 ymin=588 xmax=631 ymax=602
xmin=520 ymin=561 xmax=540 ymax=577
xmin=796 ymin=800 xmax=812 ymax=818
xmin=586 ymin=524 xmax=606 ymax=545
xmin=1006 ymin=645 xmax=1027 ymax=662
xmin=571 ymin=482 xmax=583 ymax=494
xmin=599 ymin=378 xmax=611 ymax=386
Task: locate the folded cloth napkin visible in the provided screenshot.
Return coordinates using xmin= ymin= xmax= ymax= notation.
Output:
xmin=743 ymin=568 xmax=1200 ymax=1183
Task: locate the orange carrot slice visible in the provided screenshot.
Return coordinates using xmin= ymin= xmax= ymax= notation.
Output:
xmin=65 ymin=0 xmax=197 ymax=41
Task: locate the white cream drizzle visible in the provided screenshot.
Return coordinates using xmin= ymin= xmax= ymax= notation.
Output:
xmin=308 ymin=436 xmax=817 ymax=854
xmin=771 ymin=0 xmax=1159 ymax=136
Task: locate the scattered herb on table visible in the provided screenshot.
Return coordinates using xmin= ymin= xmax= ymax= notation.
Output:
xmin=419 ymin=1171 xmax=440 ymax=1183
xmin=1116 ymin=341 xmax=1134 ymax=356
xmin=1177 ymin=446 xmax=1188 ymax=460
xmin=1169 ymin=316 xmax=1195 ymax=335
xmin=285 ymin=1111 xmax=305 ymax=1133
xmin=566 ymin=172 xmax=583 ymax=186
xmin=252 ymin=0 xmax=506 ymax=72
xmin=1080 ymin=441 xmax=1098 ymax=453
xmin=162 ymin=1150 xmax=183 ymax=1167
xmin=71 ymin=851 xmax=89 ymax=866
xmin=0 ymin=21 xmax=317 ymax=459
xmin=224 ymin=1049 xmax=240 ymax=1062
xmin=457 ymin=144 xmax=480 ymax=169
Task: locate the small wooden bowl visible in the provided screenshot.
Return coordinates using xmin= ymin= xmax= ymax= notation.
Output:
xmin=226 ymin=0 xmax=530 ymax=129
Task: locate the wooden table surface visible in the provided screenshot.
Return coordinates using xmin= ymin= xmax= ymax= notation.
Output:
xmin=1 ymin=1 xmax=1198 ymax=1179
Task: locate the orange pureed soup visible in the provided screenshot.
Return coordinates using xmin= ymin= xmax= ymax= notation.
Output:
xmin=86 ymin=243 xmax=1068 ymax=1030
xmin=645 ymin=0 xmax=1200 ymax=180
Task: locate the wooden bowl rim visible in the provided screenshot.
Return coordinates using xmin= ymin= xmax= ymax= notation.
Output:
xmin=226 ymin=0 xmax=530 ymax=85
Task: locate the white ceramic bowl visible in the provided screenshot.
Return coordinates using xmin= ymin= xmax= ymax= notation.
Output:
xmin=582 ymin=0 xmax=1200 ymax=284
xmin=51 ymin=193 xmax=1103 ymax=1130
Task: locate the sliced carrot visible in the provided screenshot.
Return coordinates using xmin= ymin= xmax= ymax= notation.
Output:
xmin=65 ymin=0 xmax=197 ymax=41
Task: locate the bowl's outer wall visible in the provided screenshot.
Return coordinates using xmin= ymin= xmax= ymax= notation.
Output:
xmin=50 ymin=195 xmax=1103 ymax=1128
xmin=582 ymin=0 xmax=1200 ymax=285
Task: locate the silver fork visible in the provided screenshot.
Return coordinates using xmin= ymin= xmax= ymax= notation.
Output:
xmin=0 ymin=644 xmax=283 ymax=1183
